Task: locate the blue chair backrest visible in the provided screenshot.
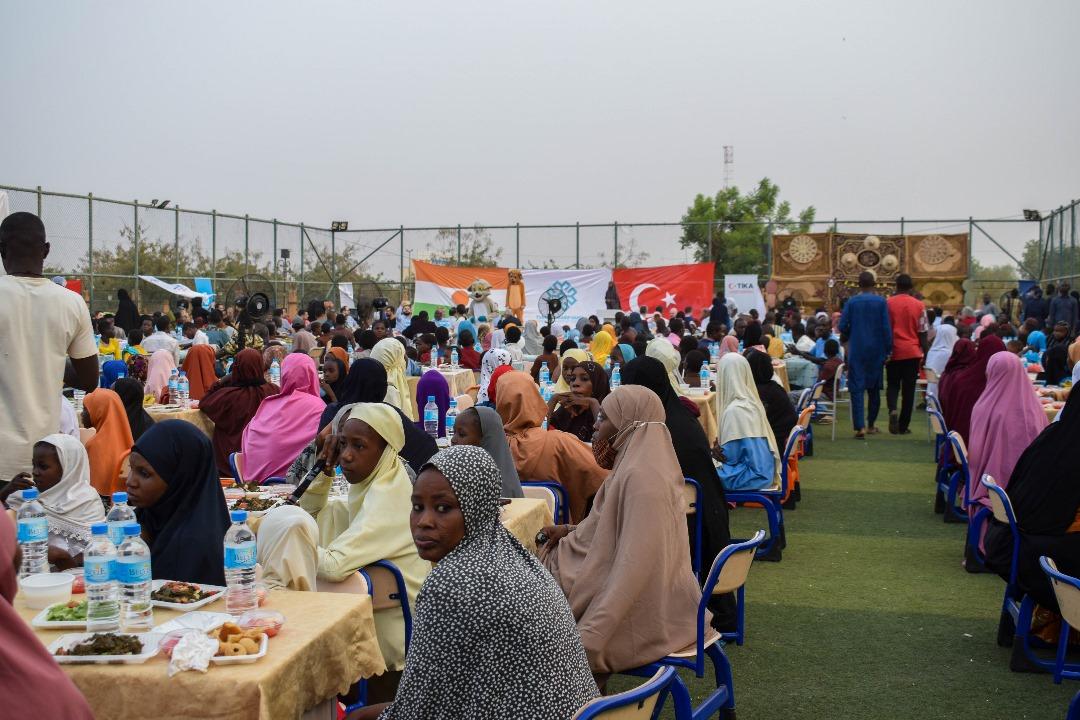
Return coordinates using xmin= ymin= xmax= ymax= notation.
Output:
xmin=981 ymin=475 xmax=1022 ymax=594
xmin=946 ymin=432 xmax=971 ymax=503
xmin=573 ymin=666 xmax=676 ymax=719
xmin=778 ymin=426 xmax=804 ymax=494
xmin=695 ymin=531 xmax=767 ymax=648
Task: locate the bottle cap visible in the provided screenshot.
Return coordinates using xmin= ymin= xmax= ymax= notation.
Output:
xmin=123 ymin=523 xmax=141 ymax=536
xmin=21 ymin=488 xmax=39 ymax=500
xmin=230 ymin=510 xmax=248 ymax=523
xmin=91 ymin=522 xmax=108 ymax=535
xmin=112 ymin=491 xmax=128 ymax=503
xmin=449 ymin=398 xmax=457 ymax=406
xmin=427 ymin=395 xmax=435 ymax=403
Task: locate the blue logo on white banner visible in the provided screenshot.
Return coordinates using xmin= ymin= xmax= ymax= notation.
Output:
xmin=547 ymin=280 xmax=578 ymax=308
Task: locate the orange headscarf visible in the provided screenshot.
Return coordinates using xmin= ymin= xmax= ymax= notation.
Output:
xmin=494 ymin=371 xmax=607 ymax=522
xmin=83 ymin=389 xmax=135 ymax=496
xmin=328 ymin=346 xmax=351 ymax=372
xmin=182 ymin=344 xmax=218 ymax=402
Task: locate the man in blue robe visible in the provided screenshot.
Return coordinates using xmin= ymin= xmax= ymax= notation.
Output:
xmin=838 ymin=272 xmax=892 ymax=438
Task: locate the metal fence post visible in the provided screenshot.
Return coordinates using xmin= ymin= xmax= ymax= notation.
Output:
xmin=456 ymin=224 xmax=462 ymax=264
xmin=299 ymin=223 xmax=305 ymax=301
xmin=174 ymin=205 xmax=180 ymax=282
xmin=613 ymin=222 xmax=619 ymax=268
xmin=515 ymin=223 xmax=520 ymax=268
xmin=244 ymin=214 xmax=250 ymax=274
xmin=330 ymin=227 xmax=336 ymax=285
xmin=900 ymin=216 xmax=905 ymax=236
xmin=36 ymin=186 xmax=42 ymax=216
xmin=575 ymin=222 xmax=580 ymax=268
xmin=88 ymin=193 xmax=94 ymax=310
xmin=706 ymin=220 xmax=712 ymax=263
xmin=399 ymin=225 xmax=405 ymax=292
xmin=272 ymin=219 xmax=278 ymax=287
xmin=133 ymin=200 xmax=140 ymax=307
xmin=211 ymin=210 xmax=217 ymax=283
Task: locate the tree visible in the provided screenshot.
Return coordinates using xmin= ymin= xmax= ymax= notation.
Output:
xmin=428 ymin=226 xmax=504 ymax=267
xmin=595 ymin=236 xmax=650 ymax=269
xmin=679 ymin=178 xmax=815 ymax=278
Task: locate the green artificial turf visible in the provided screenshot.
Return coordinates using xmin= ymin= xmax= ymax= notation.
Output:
xmin=608 ymin=403 xmax=1075 ymax=719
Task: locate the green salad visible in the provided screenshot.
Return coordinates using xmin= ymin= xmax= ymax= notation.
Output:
xmin=46 ymin=600 xmax=87 ymax=622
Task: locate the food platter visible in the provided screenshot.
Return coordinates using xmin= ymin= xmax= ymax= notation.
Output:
xmin=49 ymin=632 xmax=164 ymax=665
xmin=32 ymin=600 xmax=88 ymax=629
xmin=150 ymin=580 xmax=225 ymax=611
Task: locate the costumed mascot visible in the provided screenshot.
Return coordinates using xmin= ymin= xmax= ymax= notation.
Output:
xmin=467 ymin=279 xmax=499 ymax=322
xmin=506 ymin=269 xmax=526 ymax=322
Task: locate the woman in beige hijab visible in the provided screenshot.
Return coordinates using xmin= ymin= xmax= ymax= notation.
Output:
xmin=540 ymin=385 xmax=705 ymax=677
xmin=494 ymin=371 xmax=606 ymax=522
xmin=257 ymin=402 xmax=429 ymax=669
xmin=645 ymin=337 xmax=686 ymax=396
xmin=371 ymin=338 xmax=415 ymax=420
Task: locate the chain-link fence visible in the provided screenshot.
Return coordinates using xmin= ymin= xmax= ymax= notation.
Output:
xmin=2 ymin=183 xmax=1072 ymax=313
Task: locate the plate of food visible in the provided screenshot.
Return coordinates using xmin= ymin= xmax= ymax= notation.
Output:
xmin=208 ymin=621 xmax=269 ymax=664
xmin=32 ymin=599 xmax=88 ymax=629
xmin=49 ymin=632 xmax=163 ymax=664
xmin=230 ymin=494 xmax=284 ymax=515
xmin=150 ymin=580 xmax=225 ymax=610
xmin=153 ymin=610 xmax=233 ymax=635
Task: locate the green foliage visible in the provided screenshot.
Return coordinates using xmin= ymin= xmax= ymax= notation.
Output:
xmin=679 ymin=178 xmax=815 ymax=277
xmin=429 ymin=226 xmax=504 ymax=267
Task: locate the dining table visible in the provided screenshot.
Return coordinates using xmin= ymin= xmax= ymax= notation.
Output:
xmin=144 ymin=404 xmax=216 ymax=437
xmin=16 ymin=587 xmax=385 ymax=720
xmin=406 ymin=367 xmax=478 ymax=418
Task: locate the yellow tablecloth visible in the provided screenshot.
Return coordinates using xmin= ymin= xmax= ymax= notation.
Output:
xmin=500 ymin=497 xmax=550 ymax=554
xmin=318 ymin=495 xmax=546 ymax=553
xmin=145 ymin=405 xmax=216 ymax=437
xmin=406 ymin=368 xmax=478 ymax=418
xmin=16 ymin=588 xmax=385 ymax=720
xmin=773 ymin=362 xmax=790 ymax=392
xmin=690 ymin=391 xmax=719 ymax=445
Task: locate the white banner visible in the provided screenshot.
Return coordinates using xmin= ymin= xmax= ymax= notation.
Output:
xmin=138 ymin=275 xmax=210 ymax=300
xmin=337 ymin=282 xmax=355 ymax=310
xmin=522 ymin=268 xmax=613 ymax=329
xmin=724 ymin=274 xmax=766 ymax=320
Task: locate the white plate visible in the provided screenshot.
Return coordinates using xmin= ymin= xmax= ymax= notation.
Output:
xmin=150 ymin=580 xmax=225 ymax=611
xmin=32 ymin=601 xmax=88 ymax=629
xmin=210 ymin=631 xmax=269 ymax=664
xmin=49 ymin=632 xmax=163 ymax=664
xmin=153 ymin=611 xmax=232 ymax=634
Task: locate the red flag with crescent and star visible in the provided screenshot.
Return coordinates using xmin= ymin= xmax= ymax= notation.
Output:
xmin=612 ymin=262 xmax=715 ymax=314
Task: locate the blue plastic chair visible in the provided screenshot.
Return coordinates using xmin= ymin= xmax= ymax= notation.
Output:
xmin=521 ymin=480 xmax=569 ymax=524
xmin=724 ymin=426 xmax=803 ymax=561
xmin=1039 ymin=556 xmax=1080 ymax=684
xmin=981 ymin=475 xmax=1055 ymax=672
xmin=1069 ymin=691 xmax=1080 ymax=720
xmin=801 ymin=380 xmax=827 ymax=456
xmin=683 ymin=478 xmax=703 ymax=578
xmin=940 ymin=431 xmax=970 ymax=524
xmin=621 ymin=531 xmax=766 ymax=720
xmin=573 ymin=666 xmax=678 ymax=719
xmin=344 ymin=560 xmax=414 ymax=714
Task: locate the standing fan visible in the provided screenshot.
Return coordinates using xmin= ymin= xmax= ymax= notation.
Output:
xmin=537 ymin=286 xmax=569 ymax=329
xmin=222 ymin=274 xmax=277 ymax=349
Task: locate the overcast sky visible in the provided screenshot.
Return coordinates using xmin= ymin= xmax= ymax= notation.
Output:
xmin=3 ymin=0 xmax=1078 ymax=271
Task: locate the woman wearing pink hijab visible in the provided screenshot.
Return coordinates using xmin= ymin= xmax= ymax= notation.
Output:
xmin=966 ymin=352 xmax=1047 ymax=554
xmin=717 ymin=335 xmax=740 ymax=357
xmin=241 ymin=353 xmax=326 ymax=484
xmin=145 ymin=349 xmax=177 ymax=403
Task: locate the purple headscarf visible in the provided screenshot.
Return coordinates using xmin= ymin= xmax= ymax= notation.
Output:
xmin=415 ymin=370 xmax=451 ymax=437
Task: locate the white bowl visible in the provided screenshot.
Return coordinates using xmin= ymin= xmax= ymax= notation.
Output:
xmin=20 ymin=572 xmax=75 ymax=609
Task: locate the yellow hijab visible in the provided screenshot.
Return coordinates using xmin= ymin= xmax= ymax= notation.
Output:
xmin=371 ymin=338 xmax=414 ymax=420
xmin=766 ymin=335 xmax=785 ymax=359
xmin=590 ymin=331 xmax=615 ymax=367
xmin=554 ymin=348 xmax=590 ymax=393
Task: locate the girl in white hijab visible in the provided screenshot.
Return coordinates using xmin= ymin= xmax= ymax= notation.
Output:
xmin=923 ymin=323 xmax=957 ymax=397
xmin=522 ymin=320 xmax=544 ymax=355
xmin=715 ymin=353 xmax=781 ymax=492
xmin=4 ymin=434 xmax=105 ymax=558
xmin=257 ymin=402 xmax=429 ymax=669
xmin=371 ymin=337 xmax=415 ymax=420
xmin=645 ymin=337 xmax=686 ymax=396
xmin=477 ymin=349 xmax=512 ymax=405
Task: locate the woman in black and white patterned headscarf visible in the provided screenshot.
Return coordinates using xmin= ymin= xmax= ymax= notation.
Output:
xmin=371 ymin=445 xmax=598 ymax=720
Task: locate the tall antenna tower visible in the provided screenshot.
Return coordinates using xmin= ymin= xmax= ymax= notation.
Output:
xmin=722 ymin=145 xmax=734 ymax=189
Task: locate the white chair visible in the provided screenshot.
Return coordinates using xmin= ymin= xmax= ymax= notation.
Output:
xmin=522 ymin=484 xmax=558 ymax=524
xmin=828 ymin=363 xmax=849 ymax=440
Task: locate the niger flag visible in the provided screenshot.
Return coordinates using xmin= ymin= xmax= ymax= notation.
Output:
xmin=412 ymin=260 xmax=508 ymax=315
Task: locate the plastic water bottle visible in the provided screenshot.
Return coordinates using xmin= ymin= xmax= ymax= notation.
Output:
xmin=423 ymin=396 xmax=439 ymax=439
xmin=224 ymin=510 xmax=258 ymax=615
xmin=710 ymin=342 xmax=720 ymax=368
xmin=611 ymin=363 xmax=621 ymax=389
xmin=168 ymin=369 xmax=179 ymax=403
xmin=445 ymin=398 xmax=458 ymax=442
xmin=604 ymin=357 xmax=611 ymax=372
xmin=177 ymin=371 xmax=190 ymax=409
xmin=332 ymin=465 xmax=349 ymax=496
xmin=106 ymin=491 xmax=136 ymax=546
xmin=451 ymin=348 xmax=459 ymax=369
xmin=117 ymin=523 xmax=153 ymax=631
xmin=225 ymin=357 xmax=234 ymax=374
xmin=16 ymin=489 xmax=48 ymax=578
xmin=84 ymin=522 xmax=120 ymax=632
xmin=700 ymin=364 xmax=711 ymax=391
xmin=270 ymin=359 xmax=281 ymax=386
xmin=541 ymin=416 xmax=549 ymax=430
xmin=539 ymin=365 xmax=550 ymax=385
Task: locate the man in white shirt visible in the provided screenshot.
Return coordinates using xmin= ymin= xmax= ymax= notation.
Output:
xmin=141 ymin=315 xmax=181 ymax=364
xmin=181 ymin=322 xmax=210 ymax=347
xmin=0 ymin=213 xmax=98 ymax=479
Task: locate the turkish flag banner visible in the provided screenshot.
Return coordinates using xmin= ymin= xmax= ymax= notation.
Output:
xmin=612 ymin=262 xmax=715 ymax=315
